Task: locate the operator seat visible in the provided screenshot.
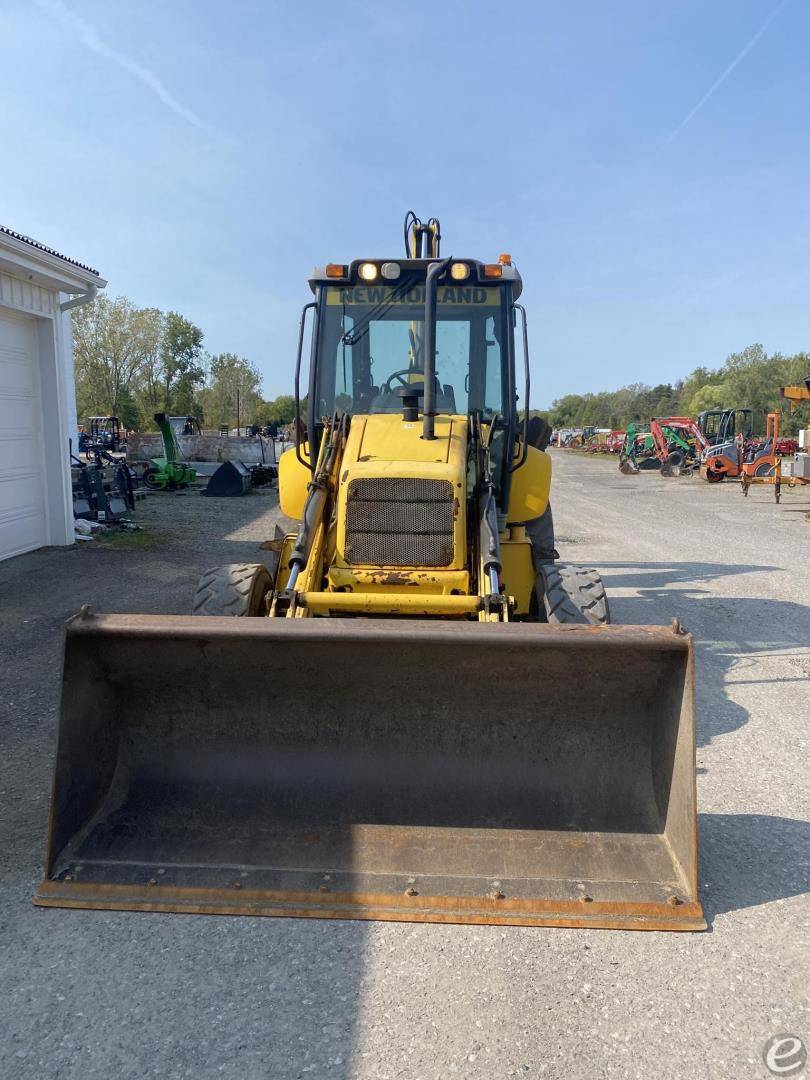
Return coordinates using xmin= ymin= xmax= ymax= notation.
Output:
xmin=369 ymin=376 xmax=454 ymax=414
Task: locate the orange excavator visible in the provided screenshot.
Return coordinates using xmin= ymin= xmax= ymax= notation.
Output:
xmin=650 ymin=417 xmax=709 ymax=477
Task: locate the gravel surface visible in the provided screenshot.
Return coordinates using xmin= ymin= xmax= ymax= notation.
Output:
xmin=1 ymin=455 xmax=807 ymax=1080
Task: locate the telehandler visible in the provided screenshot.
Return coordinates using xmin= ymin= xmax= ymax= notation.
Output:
xmin=36 ymin=216 xmax=703 ymax=931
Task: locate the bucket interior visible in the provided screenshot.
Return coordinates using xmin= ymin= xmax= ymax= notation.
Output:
xmin=40 ymin=617 xmax=700 ymax=925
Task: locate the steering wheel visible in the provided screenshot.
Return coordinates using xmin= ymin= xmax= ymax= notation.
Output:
xmin=383 ymin=369 xmax=419 ymax=393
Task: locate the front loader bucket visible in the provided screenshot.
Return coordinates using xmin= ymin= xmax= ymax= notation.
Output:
xmin=36 ymin=615 xmax=705 ymax=931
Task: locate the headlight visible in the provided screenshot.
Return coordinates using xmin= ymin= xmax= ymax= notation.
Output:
xmin=358 ymin=262 xmax=378 ymax=281
xmin=450 ymin=262 xmax=469 ymax=281
xmin=380 ymin=262 xmax=400 ymax=280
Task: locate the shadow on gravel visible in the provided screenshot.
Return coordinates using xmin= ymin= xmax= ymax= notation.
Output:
xmin=595 ymin=561 xmax=779 ymax=591
xmin=699 ymin=813 xmax=810 ymax=921
xmin=594 ymin=565 xmax=807 ymax=750
xmin=0 ymin=487 xmax=366 ymax=1080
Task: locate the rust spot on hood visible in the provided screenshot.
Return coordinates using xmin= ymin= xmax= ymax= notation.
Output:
xmin=367 ymin=571 xmax=420 ymax=586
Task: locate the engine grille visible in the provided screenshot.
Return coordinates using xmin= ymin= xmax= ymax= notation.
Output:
xmin=344 ymin=477 xmax=455 ymax=567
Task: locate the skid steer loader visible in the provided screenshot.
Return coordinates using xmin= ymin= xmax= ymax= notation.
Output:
xmin=36 ymin=215 xmax=704 ymax=931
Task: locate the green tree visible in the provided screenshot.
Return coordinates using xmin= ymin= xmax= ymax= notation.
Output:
xmin=73 ymin=295 xmax=147 ymax=421
xmin=115 ymin=385 xmax=141 ymax=430
xmin=160 ymin=312 xmax=205 ymax=415
xmin=688 ymin=383 xmax=728 ymax=415
xmin=549 ymin=394 xmax=587 ymax=427
xmin=258 ymin=394 xmax=296 ymax=426
xmin=203 ymin=353 xmax=263 ymax=429
xmin=130 ymin=307 xmax=165 ymax=423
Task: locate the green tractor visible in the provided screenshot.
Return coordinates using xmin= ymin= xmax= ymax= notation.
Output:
xmin=142 ymin=412 xmax=197 ymax=491
xmin=619 ymin=422 xmax=656 ymax=473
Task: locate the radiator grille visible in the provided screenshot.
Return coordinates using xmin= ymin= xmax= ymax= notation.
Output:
xmin=344 ymin=477 xmax=455 ymax=567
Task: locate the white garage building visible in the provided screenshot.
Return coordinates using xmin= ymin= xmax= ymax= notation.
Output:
xmin=0 ymin=226 xmax=106 ymax=561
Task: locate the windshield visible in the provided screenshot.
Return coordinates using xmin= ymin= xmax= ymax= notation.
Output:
xmin=313 ymin=282 xmax=508 ymax=418
xmin=703 ymin=413 xmax=722 ymax=440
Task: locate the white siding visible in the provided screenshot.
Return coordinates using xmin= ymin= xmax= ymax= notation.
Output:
xmin=0 ymin=270 xmax=55 ymax=317
xmin=0 ymin=309 xmax=47 ymax=559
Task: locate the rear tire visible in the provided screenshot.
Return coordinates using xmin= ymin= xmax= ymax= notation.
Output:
xmin=538 ymin=563 xmax=611 ymax=626
xmin=192 ymin=564 xmax=272 ymax=616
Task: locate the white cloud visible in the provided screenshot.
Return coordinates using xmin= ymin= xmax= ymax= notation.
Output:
xmin=667 ymin=0 xmax=789 ymax=141
xmin=33 ymin=0 xmax=205 ymax=130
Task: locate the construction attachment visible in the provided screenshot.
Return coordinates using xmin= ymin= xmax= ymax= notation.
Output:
xmin=36 ymin=614 xmax=703 ymax=931
xmin=71 ymin=450 xmax=136 ymax=522
xmin=203 ymin=460 xmax=253 ymax=497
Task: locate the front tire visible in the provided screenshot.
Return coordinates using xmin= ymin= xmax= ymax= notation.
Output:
xmin=192 ymin=564 xmax=272 ymax=616
xmin=143 ymin=466 xmax=164 ymax=490
xmin=538 ymin=563 xmax=611 ymax=626
xmin=665 ymin=449 xmax=685 ymax=477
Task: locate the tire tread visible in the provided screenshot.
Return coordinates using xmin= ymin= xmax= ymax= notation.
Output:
xmin=538 ymin=563 xmax=610 ymax=626
xmin=192 ymin=564 xmax=271 ymax=616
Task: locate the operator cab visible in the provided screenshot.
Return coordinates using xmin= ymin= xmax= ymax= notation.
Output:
xmin=311 ymin=271 xmax=514 ymax=420
xmin=699 ymin=408 xmax=753 ymax=445
xmin=302 ymin=256 xmax=526 ymax=509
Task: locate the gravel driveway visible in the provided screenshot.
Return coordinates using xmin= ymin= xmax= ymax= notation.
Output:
xmin=1 ymin=454 xmax=807 ymax=1080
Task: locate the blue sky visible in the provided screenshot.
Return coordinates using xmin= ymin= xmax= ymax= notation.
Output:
xmin=2 ymin=0 xmax=807 ymax=406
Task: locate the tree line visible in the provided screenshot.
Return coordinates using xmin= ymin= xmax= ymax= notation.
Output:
xmin=72 ymin=294 xmax=296 ymax=431
xmin=545 ymin=345 xmax=810 ymax=435
xmin=74 ymin=297 xmax=809 ymax=437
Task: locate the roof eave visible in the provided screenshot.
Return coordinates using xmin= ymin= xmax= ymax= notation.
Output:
xmin=0 ymin=233 xmax=106 ymax=293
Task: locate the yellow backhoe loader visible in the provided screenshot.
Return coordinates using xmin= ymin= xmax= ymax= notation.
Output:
xmin=35 ymin=215 xmax=704 ymax=931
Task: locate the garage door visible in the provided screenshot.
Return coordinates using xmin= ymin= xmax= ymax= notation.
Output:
xmin=0 ymin=310 xmax=47 ymax=560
